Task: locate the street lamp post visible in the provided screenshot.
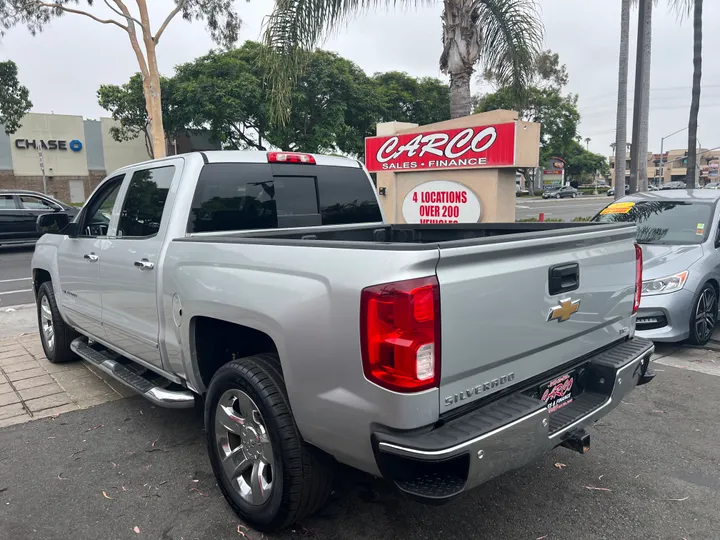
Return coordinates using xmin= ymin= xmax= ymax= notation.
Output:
xmin=659 ymin=127 xmax=689 ymax=187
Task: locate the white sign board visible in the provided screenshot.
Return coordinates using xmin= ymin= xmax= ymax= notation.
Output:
xmin=402 ymin=180 xmax=481 ymax=224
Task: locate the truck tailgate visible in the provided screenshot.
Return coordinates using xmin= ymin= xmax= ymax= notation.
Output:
xmin=436 ymin=225 xmax=637 ymax=412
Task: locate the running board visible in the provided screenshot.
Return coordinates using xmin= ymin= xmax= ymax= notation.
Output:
xmin=70 ymin=337 xmax=195 ymax=409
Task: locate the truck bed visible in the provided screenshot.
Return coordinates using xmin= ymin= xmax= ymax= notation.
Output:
xmin=181 ymin=222 xmax=629 ymax=248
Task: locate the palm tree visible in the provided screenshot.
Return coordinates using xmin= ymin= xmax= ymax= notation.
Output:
xmin=614 ymin=0 xmax=631 ymax=200
xmin=585 ymin=137 xmax=591 ymax=151
xmin=262 ymin=0 xmax=544 ymax=121
xmin=670 ymin=0 xmax=702 ymax=188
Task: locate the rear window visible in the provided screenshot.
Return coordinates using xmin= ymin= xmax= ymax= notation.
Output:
xmin=188 ymin=163 xmax=382 ymax=233
xmin=593 ymin=200 xmax=714 ymax=245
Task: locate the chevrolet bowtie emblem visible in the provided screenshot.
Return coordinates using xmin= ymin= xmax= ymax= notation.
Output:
xmin=547 ymin=298 xmax=581 ymax=323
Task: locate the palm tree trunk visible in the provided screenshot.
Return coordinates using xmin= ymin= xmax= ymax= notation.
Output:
xmin=449 ymin=71 xmax=473 ymax=118
xmin=614 ymin=0 xmax=631 ymax=200
xmin=686 ymin=0 xmax=703 ymax=188
xmin=636 ymin=0 xmax=652 ymax=192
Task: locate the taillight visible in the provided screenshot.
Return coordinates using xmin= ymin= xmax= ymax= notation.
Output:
xmin=267 ymin=151 xmax=316 ymax=164
xmin=360 ymin=276 xmax=440 ymax=393
xmin=634 ymin=243 xmax=643 ymax=313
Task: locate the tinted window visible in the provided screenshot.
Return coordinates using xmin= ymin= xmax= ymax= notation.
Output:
xmin=20 ymin=195 xmax=58 ymax=210
xmin=594 ymin=200 xmax=714 ymax=245
xmin=189 ymin=163 xmax=382 ymax=233
xmin=0 ymin=195 xmax=16 ymax=209
xmin=117 ymin=166 xmax=175 ymax=238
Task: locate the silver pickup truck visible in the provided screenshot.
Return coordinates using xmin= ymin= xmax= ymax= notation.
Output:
xmin=31 ymin=151 xmax=655 ymax=531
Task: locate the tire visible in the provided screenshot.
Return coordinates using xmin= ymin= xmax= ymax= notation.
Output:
xmin=556 ymin=194 xmax=561 ymax=199
xmin=205 ymin=354 xmax=333 ymax=532
xmin=36 ymin=281 xmax=78 ymax=363
xmin=688 ymin=283 xmax=718 ymax=346
xmin=572 ymin=192 xmax=577 ymax=198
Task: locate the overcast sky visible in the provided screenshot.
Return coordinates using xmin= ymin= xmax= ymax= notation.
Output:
xmin=1 ymin=0 xmax=718 ymax=157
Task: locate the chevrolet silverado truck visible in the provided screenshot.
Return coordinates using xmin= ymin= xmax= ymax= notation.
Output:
xmin=31 ymin=151 xmax=656 ymax=531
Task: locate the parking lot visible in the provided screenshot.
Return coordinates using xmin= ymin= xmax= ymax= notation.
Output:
xmin=0 ymin=333 xmax=719 ymax=540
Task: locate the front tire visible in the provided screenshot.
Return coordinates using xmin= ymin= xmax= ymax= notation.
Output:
xmin=572 ymin=192 xmax=577 ymax=198
xmin=36 ymin=282 xmax=78 ymax=363
xmin=688 ymin=284 xmax=718 ymax=346
xmin=556 ymin=194 xmax=561 ymax=199
xmin=205 ymin=354 xmax=333 ymax=532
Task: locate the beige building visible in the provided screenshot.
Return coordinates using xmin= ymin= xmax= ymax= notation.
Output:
xmin=0 ymin=112 xmax=219 ymax=203
xmin=610 ymin=148 xmax=720 ymax=187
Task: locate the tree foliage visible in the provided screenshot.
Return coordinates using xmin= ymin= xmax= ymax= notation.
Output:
xmin=0 ymin=60 xmax=32 ymax=135
xmin=98 ymin=74 xmax=175 ymax=158
xmin=98 ymin=42 xmax=451 ymax=158
xmin=563 ymin=139 xmax=611 ymax=182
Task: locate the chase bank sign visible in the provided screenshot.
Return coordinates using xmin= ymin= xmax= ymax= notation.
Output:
xmin=14 ymin=139 xmax=83 ymax=152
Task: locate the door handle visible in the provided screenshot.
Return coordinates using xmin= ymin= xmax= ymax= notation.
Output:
xmin=84 ymin=253 xmax=99 ymax=262
xmin=134 ymin=259 xmax=155 ymax=271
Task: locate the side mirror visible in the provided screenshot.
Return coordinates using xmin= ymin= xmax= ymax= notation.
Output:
xmin=36 ymin=213 xmax=76 ymax=236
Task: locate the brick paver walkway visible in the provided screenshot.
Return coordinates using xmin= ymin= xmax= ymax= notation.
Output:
xmin=0 ymin=333 xmax=134 ymax=427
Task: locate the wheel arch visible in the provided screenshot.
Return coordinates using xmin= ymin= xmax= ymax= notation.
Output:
xmin=190 ymin=316 xmax=283 ymax=392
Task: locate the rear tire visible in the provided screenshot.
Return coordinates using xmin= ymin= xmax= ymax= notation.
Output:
xmin=688 ymin=283 xmax=717 ymax=346
xmin=205 ymin=354 xmax=333 ymax=532
xmin=36 ymin=282 xmax=78 ymax=364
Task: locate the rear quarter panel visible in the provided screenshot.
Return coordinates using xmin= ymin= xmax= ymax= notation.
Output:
xmin=162 ymin=240 xmax=441 ymax=475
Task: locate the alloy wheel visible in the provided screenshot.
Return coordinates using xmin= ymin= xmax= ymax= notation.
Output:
xmin=215 ymin=389 xmax=274 ymax=506
xmin=695 ymin=288 xmax=717 ymax=343
xmin=40 ymin=295 xmax=55 ymax=352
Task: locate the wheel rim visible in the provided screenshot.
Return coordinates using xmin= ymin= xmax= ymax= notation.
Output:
xmin=40 ymin=295 xmax=55 ymax=352
xmin=215 ymin=389 xmax=274 ymax=506
xmin=695 ymin=288 xmax=717 ymax=342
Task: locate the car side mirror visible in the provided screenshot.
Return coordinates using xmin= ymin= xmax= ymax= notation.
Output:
xmin=36 ymin=213 xmax=77 ymax=236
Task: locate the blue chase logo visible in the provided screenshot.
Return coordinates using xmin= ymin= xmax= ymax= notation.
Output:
xmin=69 ymin=140 xmax=83 ymax=152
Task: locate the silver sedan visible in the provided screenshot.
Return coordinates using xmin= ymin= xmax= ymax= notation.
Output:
xmin=593 ymin=190 xmax=720 ymax=345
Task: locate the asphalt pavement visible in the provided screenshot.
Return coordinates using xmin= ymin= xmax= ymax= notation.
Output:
xmin=0 ymin=362 xmax=718 ymax=540
xmin=515 ymin=195 xmax=610 ymax=221
xmin=0 ymin=246 xmax=34 ymax=309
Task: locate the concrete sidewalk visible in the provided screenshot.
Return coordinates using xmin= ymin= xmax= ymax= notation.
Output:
xmin=0 ymin=332 xmax=134 ymax=427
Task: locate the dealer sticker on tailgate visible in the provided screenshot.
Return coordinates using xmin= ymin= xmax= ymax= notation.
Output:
xmin=541 ymin=372 xmax=575 ymax=413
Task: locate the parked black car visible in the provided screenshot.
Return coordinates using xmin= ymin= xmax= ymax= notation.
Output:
xmin=0 ymin=190 xmax=79 ymax=245
xmin=607 ymin=185 xmax=630 ymax=196
xmin=542 ymin=186 xmax=578 ymax=199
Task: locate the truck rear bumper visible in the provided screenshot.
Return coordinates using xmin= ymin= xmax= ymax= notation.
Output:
xmin=372 ymin=337 xmax=655 ymax=503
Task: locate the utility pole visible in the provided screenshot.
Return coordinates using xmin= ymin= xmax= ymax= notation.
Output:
xmin=629 ymin=0 xmax=649 ymax=194
xmin=38 ymin=147 xmax=46 ymax=195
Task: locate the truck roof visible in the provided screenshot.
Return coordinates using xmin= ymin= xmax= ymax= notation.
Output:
xmin=113 ymin=150 xmax=363 ymax=174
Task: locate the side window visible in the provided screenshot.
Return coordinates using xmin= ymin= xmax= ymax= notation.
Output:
xmin=117 ymin=166 xmax=175 ymax=238
xmin=20 ymin=195 xmax=58 ymax=210
xmin=79 ymin=175 xmax=124 ymax=237
xmin=0 ymin=195 xmax=17 ymax=209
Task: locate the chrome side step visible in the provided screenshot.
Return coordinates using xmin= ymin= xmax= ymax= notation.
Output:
xmin=71 ymin=337 xmax=195 ymax=409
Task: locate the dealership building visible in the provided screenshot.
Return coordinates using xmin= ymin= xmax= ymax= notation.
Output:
xmin=0 ymin=112 xmax=217 ymax=203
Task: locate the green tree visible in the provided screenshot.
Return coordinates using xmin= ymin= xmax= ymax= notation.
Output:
xmin=372 ymin=72 xmax=450 ymax=126
xmin=563 ymin=139 xmax=610 ymax=183
xmin=3 ymin=0 xmax=241 ymax=158
xmin=173 ymin=42 xmax=271 ymax=150
xmin=0 ymin=60 xmax=32 ymax=135
xmin=262 ymin=0 xmax=543 ymax=122
xmin=475 ymin=85 xmax=580 ymax=165
xmin=98 ymin=73 xmax=175 ymax=158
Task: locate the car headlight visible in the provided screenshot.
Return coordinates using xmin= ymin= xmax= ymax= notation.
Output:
xmin=641 ymin=271 xmax=689 ymax=296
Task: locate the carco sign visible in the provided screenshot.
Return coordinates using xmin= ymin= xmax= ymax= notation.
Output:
xmin=402 ymin=180 xmax=481 ymax=224
xmin=365 ymin=123 xmax=516 ymax=172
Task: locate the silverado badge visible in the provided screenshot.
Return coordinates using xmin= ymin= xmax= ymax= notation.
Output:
xmin=547 ymin=298 xmax=580 ymax=323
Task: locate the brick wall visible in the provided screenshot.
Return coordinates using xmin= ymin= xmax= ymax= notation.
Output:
xmin=0 ymin=171 xmax=106 ymax=203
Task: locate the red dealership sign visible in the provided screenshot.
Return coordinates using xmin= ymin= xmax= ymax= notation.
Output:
xmin=365 ymin=123 xmax=516 ymax=173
